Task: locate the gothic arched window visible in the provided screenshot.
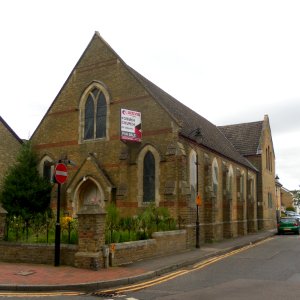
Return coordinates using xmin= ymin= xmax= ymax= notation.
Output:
xmin=80 ymin=83 xmax=109 ymax=142
xmin=38 ymin=155 xmax=54 ymax=183
xmin=143 ymin=151 xmax=155 ymax=202
xmin=84 ymin=95 xmax=94 ymax=139
xmin=96 ymin=91 xmax=107 ymax=138
xmin=212 ymin=158 xmax=219 ymax=196
xmin=226 ymin=165 xmax=233 ymax=199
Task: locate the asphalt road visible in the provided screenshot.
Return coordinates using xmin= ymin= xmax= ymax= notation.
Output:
xmin=2 ymin=234 xmax=300 ymax=300
xmin=124 ymin=234 xmax=300 ymax=300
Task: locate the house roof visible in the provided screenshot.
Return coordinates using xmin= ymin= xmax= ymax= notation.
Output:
xmin=0 ymin=116 xmax=23 ymax=144
xmin=127 ymin=66 xmax=257 ymax=171
xmin=218 ymin=121 xmax=263 ymax=156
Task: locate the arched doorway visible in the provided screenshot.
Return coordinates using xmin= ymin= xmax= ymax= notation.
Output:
xmin=73 ymin=177 xmax=105 ymax=215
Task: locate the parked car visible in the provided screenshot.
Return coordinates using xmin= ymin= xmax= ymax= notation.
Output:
xmin=284 ymin=211 xmax=300 ymax=220
xmin=285 ymin=211 xmax=297 ymax=216
xmin=277 ymin=217 xmax=300 ymax=235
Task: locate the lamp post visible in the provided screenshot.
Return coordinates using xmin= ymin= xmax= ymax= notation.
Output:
xmin=195 ymin=152 xmax=201 ymax=249
xmin=188 ymin=128 xmax=203 ymax=249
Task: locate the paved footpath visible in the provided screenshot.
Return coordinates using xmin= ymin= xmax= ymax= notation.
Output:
xmin=0 ymin=229 xmax=276 ymax=292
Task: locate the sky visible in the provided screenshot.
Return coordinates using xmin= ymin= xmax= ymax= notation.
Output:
xmin=0 ymin=0 xmax=300 ymax=191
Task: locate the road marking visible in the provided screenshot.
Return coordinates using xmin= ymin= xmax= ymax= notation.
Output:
xmin=0 ymin=291 xmax=85 ymax=297
xmin=94 ymin=236 xmax=274 ymax=295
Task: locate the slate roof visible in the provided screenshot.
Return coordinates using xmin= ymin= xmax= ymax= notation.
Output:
xmin=0 ymin=116 xmax=23 ymax=144
xmin=218 ymin=121 xmax=263 ymax=156
xmin=127 ymin=66 xmax=257 ymax=171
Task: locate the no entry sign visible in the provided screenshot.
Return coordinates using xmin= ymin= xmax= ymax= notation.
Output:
xmin=55 ymin=163 xmax=68 ymax=184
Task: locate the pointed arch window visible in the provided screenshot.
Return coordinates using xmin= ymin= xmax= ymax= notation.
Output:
xmin=84 ymin=96 xmax=94 ymax=139
xmin=143 ymin=151 xmax=155 ymax=202
xmin=38 ymin=156 xmax=54 ymax=183
xmin=212 ymin=159 xmax=219 ymax=196
xmin=240 ymin=172 xmax=245 ymax=200
xmin=81 ymin=84 xmax=109 ymax=141
xmin=226 ymin=166 xmax=233 ymax=199
xmin=96 ymin=92 xmax=107 ymax=138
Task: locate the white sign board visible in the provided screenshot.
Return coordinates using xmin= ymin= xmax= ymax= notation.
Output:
xmin=120 ymin=108 xmax=142 ymax=142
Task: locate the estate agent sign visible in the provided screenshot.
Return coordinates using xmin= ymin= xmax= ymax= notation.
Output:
xmin=120 ymin=108 xmax=142 ymax=142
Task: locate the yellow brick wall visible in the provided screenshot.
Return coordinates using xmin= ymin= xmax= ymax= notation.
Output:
xmin=0 ymin=122 xmax=22 ymax=189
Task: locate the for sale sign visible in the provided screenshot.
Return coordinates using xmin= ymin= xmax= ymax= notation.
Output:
xmin=120 ymin=108 xmax=142 ymax=142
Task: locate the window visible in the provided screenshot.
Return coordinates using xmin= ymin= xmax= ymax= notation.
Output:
xmin=84 ymin=88 xmax=107 ymax=140
xmin=226 ymin=165 xmax=233 ymax=199
xmin=240 ymin=172 xmax=245 ymax=200
xmin=266 ymin=146 xmax=273 ymax=172
xmin=189 ymin=150 xmax=197 ymax=201
xmin=268 ymin=192 xmax=273 ymax=208
xmin=38 ymin=155 xmax=54 ymax=183
xmin=137 ymin=145 xmax=160 ymax=206
xmin=80 ymin=82 xmax=110 ymax=142
xmin=84 ymin=96 xmax=94 ymax=139
xmin=143 ymin=151 xmax=155 ymax=202
xmin=212 ymin=158 xmax=219 ymax=196
xmin=248 ymin=175 xmax=255 ymax=199
xmin=43 ymin=161 xmax=52 ymax=182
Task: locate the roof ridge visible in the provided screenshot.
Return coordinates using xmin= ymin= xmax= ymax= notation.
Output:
xmin=218 ymin=120 xmax=264 ymax=128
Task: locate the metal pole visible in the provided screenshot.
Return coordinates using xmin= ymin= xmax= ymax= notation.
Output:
xmin=54 ymin=183 xmax=61 ymax=266
xmin=196 ymin=204 xmax=200 ymax=248
xmin=196 ymin=152 xmax=200 ymax=248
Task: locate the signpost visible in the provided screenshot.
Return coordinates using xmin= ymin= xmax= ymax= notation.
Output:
xmin=55 ymin=163 xmax=68 ymax=184
xmin=54 ymin=163 xmax=68 ymax=266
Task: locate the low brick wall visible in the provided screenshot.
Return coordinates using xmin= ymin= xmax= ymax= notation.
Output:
xmin=0 ymin=242 xmax=77 ymax=266
xmin=112 ymin=230 xmax=187 ymax=266
xmin=0 ymin=230 xmax=187 ymax=268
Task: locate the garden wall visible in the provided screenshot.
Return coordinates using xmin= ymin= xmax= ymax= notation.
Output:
xmin=0 ymin=242 xmax=77 ymax=266
xmin=112 ymin=230 xmax=187 ymax=266
xmin=0 ymin=230 xmax=187 ymax=268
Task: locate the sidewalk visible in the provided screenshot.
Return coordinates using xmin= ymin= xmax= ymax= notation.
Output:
xmin=0 ymin=229 xmax=276 ymax=292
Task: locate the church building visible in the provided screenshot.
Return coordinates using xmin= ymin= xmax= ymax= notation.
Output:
xmin=30 ymin=32 xmax=277 ymax=243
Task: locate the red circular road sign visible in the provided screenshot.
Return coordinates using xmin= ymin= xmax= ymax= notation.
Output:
xmin=55 ymin=163 xmax=68 ymax=184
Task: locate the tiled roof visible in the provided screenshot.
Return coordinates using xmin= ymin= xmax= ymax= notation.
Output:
xmin=127 ymin=67 xmax=257 ymax=171
xmin=218 ymin=121 xmax=263 ymax=156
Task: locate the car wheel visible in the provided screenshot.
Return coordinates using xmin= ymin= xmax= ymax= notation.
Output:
xmin=296 ymin=229 xmax=300 ymax=235
xmin=277 ymin=230 xmax=281 ymax=235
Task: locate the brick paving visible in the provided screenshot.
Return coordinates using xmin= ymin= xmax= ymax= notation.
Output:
xmin=0 ymin=262 xmax=146 ymax=285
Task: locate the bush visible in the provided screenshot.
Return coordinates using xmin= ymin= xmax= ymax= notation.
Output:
xmin=105 ymin=203 xmax=177 ymax=243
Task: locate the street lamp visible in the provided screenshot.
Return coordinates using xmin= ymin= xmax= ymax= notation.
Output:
xmin=195 ymin=152 xmax=201 ymax=249
xmin=188 ymin=128 xmax=203 ymax=249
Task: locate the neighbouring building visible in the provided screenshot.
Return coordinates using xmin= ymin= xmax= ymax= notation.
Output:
xmin=30 ymin=32 xmax=277 ymax=243
xmin=219 ymin=115 xmax=277 ymax=230
xmin=281 ymin=187 xmax=295 ymax=212
xmin=0 ymin=116 xmax=23 ymax=190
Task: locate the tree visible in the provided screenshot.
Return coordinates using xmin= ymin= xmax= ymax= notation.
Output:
xmin=292 ymin=189 xmax=300 ymax=208
xmin=0 ymin=141 xmax=52 ymax=221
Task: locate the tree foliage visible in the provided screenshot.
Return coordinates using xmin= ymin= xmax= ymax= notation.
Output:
xmin=0 ymin=141 xmax=52 ymax=220
xmin=292 ymin=190 xmax=300 ymax=207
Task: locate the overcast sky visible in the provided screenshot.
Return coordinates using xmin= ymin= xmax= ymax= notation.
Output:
xmin=1 ymin=0 xmax=300 ymax=191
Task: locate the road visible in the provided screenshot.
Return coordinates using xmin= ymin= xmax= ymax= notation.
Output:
xmin=1 ymin=234 xmax=300 ymax=299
